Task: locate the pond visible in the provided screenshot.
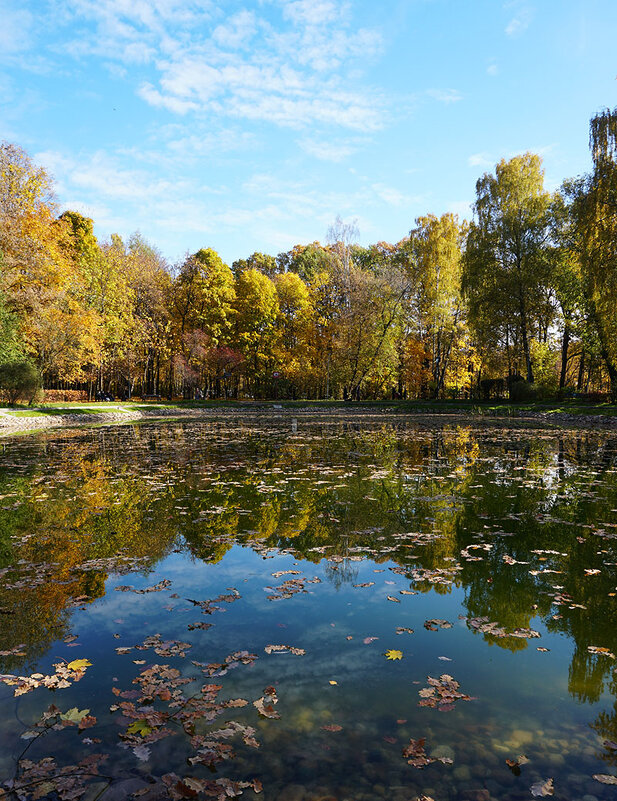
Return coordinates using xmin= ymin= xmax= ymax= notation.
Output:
xmin=1 ymin=413 xmax=617 ymax=801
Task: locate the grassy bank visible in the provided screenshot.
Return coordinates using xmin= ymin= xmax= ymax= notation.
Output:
xmin=2 ymin=398 xmax=615 ymax=418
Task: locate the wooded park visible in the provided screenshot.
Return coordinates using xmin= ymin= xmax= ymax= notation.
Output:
xmin=2 ymin=107 xmax=617 ymax=405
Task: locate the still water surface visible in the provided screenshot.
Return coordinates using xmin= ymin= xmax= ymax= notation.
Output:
xmin=1 ymin=414 xmax=617 ymax=800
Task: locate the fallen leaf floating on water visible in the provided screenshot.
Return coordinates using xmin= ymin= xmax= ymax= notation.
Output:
xmin=161 ymin=773 xmax=262 ymax=800
xmin=385 ymin=650 xmax=403 ymax=660
xmin=505 ymin=754 xmax=529 ymax=775
xmin=137 ymin=634 xmax=192 ymax=658
xmin=418 ymin=674 xmax=472 ymax=711
xmin=584 ymin=568 xmax=601 ymax=575
xmin=253 ymin=686 xmax=280 ymax=719
xmin=186 ymin=588 xmax=241 ymax=614
xmin=265 ymin=575 xmax=321 ymax=601
xmin=462 ymin=616 xmax=541 ymax=640
xmin=402 ymin=737 xmax=453 ymax=768
xmin=321 ymin=724 xmax=343 ymax=732
xmin=396 ymin=627 xmax=414 ymax=635
xmin=530 ymin=777 xmax=554 ymax=796
xmin=0 ymin=644 xmax=26 ymax=656
xmin=364 ymin=636 xmax=379 ymax=644
xmin=353 ymin=582 xmax=375 ymax=588
xmin=387 ymin=595 xmax=401 ymax=603
xmin=537 ymin=647 xmax=550 ymax=652
xmin=5 ymin=753 xmax=109 ymax=801
xmin=66 ymin=659 xmax=92 ymax=672
xmin=199 ymin=650 xmax=258 ymax=677
xmin=132 ymin=743 xmax=151 ymax=762
xmin=588 ymin=645 xmax=616 ymax=658
xmin=424 ymin=619 xmax=453 ymax=631
xmin=0 ymin=659 xmax=92 ymax=696
xmin=115 ymin=579 xmax=172 ymax=593
xmin=604 ymin=740 xmax=617 ymax=751
xmin=594 ymin=774 xmax=617 ymax=784
xmin=264 ymin=644 xmax=305 ymax=655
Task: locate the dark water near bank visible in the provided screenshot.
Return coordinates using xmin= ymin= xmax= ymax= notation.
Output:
xmin=1 ymin=414 xmax=617 ymax=800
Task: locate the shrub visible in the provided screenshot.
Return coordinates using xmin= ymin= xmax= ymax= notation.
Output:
xmin=509 ymin=379 xmax=538 ymax=402
xmin=0 ymin=361 xmax=41 ymax=406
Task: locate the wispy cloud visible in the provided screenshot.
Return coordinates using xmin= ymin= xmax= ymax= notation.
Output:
xmin=371 ymin=183 xmax=409 ymax=207
xmin=468 ymin=152 xmax=493 ymax=168
xmin=426 ymin=88 xmax=463 ymax=104
xmin=0 ymin=2 xmax=33 ymax=55
xmin=298 ymin=138 xmax=358 ymax=162
xmin=57 ymin=0 xmax=385 ymax=131
xmin=504 ymin=2 xmax=534 ymax=37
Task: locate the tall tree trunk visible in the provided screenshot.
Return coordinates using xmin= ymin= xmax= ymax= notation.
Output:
xmin=559 ymin=323 xmax=571 ymax=389
xmin=576 ymin=349 xmax=585 ymax=392
xmin=518 ymin=287 xmax=534 ymax=382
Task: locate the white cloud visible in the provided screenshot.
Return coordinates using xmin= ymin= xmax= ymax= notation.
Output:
xmin=137 ymin=83 xmax=199 ymax=114
xmin=0 ymin=2 xmax=33 ymax=54
xmin=504 ymin=3 xmax=534 ymax=37
xmin=371 ymin=183 xmax=408 ymax=207
xmin=57 ymin=0 xmax=385 ymax=131
xmin=212 ymin=10 xmax=257 ymax=49
xmin=487 ymin=62 xmax=498 ymax=76
xmin=468 ymin=152 xmax=493 ymax=168
xmin=298 ymin=138 xmax=356 ymax=162
xmin=140 ymin=55 xmax=384 ymax=130
xmin=426 ymin=88 xmax=462 ymax=104
xmin=282 ymin=0 xmax=343 ymax=27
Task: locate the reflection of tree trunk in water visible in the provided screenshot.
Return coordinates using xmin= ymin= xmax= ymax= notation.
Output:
xmin=557 ymin=439 xmax=565 ymax=482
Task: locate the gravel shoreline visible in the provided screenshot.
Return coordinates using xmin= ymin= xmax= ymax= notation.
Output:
xmin=1 ymin=404 xmax=617 ymax=437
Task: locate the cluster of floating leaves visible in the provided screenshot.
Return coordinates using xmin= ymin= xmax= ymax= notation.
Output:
xmin=0 ymin=659 xmax=92 ymax=696
xmin=402 ymin=737 xmax=453 ymax=768
xmin=417 ymin=674 xmax=472 ymax=711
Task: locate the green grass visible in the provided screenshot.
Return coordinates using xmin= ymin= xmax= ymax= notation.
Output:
xmin=2 ymin=406 xmax=129 ymax=416
xmin=3 ymin=398 xmax=616 ymax=419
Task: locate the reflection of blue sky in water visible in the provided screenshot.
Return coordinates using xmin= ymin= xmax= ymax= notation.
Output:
xmin=1 ymin=418 xmax=617 ymax=798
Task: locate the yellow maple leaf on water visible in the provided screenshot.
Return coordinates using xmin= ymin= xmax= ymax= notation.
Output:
xmin=127 ymin=719 xmax=153 ymax=737
xmin=385 ymin=649 xmax=403 ymax=661
xmin=66 ymin=659 xmax=92 ymax=672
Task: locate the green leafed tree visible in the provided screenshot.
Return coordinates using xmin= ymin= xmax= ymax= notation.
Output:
xmin=567 ymin=108 xmax=617 ymax=399
xmin=463 ymin=153 xmax=553 ymax=384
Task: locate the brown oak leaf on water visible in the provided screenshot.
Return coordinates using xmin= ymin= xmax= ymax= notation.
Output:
xmin=253 ymin=686 xmax=280 ymax=719
xmin=424 ymin=619 xmax=453 ymax=631
xmin=402 ymin=737 xmax=453 ymax=768
xmin=264 ymin=644 xmax=305 ymax=655
xmin=530 ymin=777 xmax=554 ymax=796
xmin=594 ymin=774 xmax=617 ymax=784
xmin=417 ymin=674 xmax=472 ymax=711
xmin=505 ymin=754 xmax=529 ymax=775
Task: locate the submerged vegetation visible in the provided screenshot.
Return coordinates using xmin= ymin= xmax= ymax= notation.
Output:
xmin=2 ymin=108 xmax=617 ymax=404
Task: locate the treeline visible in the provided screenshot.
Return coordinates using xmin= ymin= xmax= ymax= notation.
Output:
xmin=1 ymin=107 xmax=617 ymax=403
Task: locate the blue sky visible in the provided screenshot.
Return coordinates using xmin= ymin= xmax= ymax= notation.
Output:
xmin=2 ymin=0 xmax=616 ymax=266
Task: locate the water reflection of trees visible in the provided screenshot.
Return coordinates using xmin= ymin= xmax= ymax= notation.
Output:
xmin=1 ymin=421 xmax=617 ymax=731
